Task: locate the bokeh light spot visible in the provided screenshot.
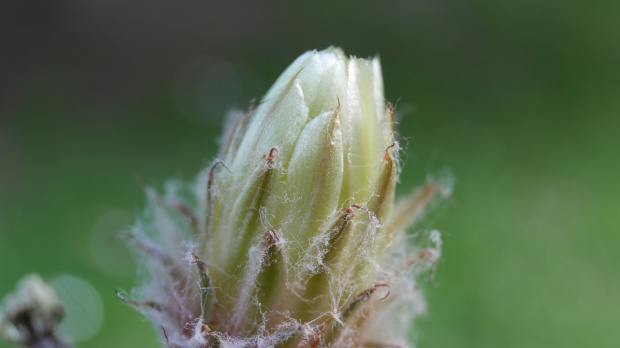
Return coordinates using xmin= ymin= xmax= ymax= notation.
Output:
xmin=50 ymin=275 xmax=104 ymax=342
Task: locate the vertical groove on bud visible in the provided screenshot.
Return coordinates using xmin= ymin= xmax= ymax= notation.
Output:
xmin=227 ymin=230 xmax=284 ymax=335
xmin=280 ymin=107 xmax=344 ymax=253
xmin=212 ymin=149 xmax=283 ymax=326
xmin=220 ymin=105 xmax=254 ymax=164
xmin=185 ymin=252 xmax=212 ymax=322
xmin=368 ymin=148 xmax=398 ymax=221
xmin=230 ymin=70 xmax=308 ymax=172
xmin=294 ymin=206 xmax=357 ymax=323
xmin=256 ymin=231 xmax=288 ymax=330
xmin=339 ymin=59 xmax=386 ymax=207
xmin=203 ymin=161 xmax=228 ymax=242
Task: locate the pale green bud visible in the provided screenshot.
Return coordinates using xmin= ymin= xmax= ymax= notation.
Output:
xmin=122 ymin=47 xmax=444 ymax=348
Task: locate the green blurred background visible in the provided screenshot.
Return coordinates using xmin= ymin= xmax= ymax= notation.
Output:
xmin=1 ymin=1 xmax=619 ymax=347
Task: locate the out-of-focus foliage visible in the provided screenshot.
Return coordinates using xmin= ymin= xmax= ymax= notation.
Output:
xmin=1 ymin=1 xmax=619 ymax=347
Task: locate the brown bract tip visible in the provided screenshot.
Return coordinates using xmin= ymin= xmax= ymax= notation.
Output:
xmin=260 ymin=229 xmax=283 ymax=251
xmin=209 ymin=161 xmax=231 ymax=182
xmin=384 ymin=137 xmax=411 ymax=161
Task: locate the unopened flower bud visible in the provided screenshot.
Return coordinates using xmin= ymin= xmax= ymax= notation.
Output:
xmin=122 ymin=47 xmax=445 ymax=348
xmin=0 ymin=274 xmax=72 ymax=348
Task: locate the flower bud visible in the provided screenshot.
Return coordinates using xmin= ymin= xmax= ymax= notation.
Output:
xmin=122 ymin=47 xmax=444 ymax=348
xmin=0 ymin=274 xmax=72 ymax=348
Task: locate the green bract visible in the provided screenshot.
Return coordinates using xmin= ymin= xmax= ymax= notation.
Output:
xmin=122 ymin=47 xmax=443 ymax=348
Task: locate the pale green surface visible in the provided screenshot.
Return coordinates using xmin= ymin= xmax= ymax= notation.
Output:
xmin=1 ymin=1 xmax=619 ymax=347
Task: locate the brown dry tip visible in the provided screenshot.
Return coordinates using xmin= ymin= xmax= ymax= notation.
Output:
xmin=373 ymin=283 xmax=391 ymax=301
xmin=209 ymin=161 xmax=231 ymax=182
xmin=114 ymin=288 xmax=166 ymax=312
xmin=161 ymin=326 xmax=181 ymax=348
xmin=200 ymin=323 xmax=226 ymax=345
xmin=402 ymin=249 xmax=439 ymax=282
xmin=351 ymin=204 xmax=379 ymax=225
xmin=353 ymin=283 xmax=390 ymax=303
xmin=185 ymin=251 xmax=208 ymax=267
xmin=260 ymin=229 xmax=283 ymax=251
xmin=118 ymin=232 xmax=176 ymax=267
xmin=334 ymin=95 xmax=341 ymax=115
xmin=244 ymin=98 xmax=260 ymax=117
xmin=263 ymin=147 xmax=280 ymax=163
xmin=200 ymin=323 xmax=212 ymax=335
xmin=384 ymin=137 xmax=411 ymax=161
xmin=386 ymin=100 xmax=395 ymax=122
